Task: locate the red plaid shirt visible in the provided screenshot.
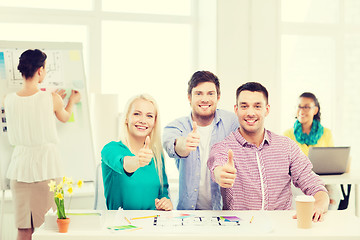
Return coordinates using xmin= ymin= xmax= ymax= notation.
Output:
xmin=208 ymin=129 xmax=327 ymax=210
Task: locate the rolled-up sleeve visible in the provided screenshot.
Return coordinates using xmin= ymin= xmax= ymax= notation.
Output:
xmin=163 ymin=118 xmax=190 ymax=160
xmin=289 ymin=141 xmax=327 ymax=196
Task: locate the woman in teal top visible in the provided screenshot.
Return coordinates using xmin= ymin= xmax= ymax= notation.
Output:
xmin=101 ymin=94 xmax=172 ymax=210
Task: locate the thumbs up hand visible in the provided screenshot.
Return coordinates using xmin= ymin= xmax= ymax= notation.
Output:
xmin=138 ymin=136 xmax=153 ymax=167
xmin=227 ymin=149 xmax=235 ymax=168
xmin=174 ymin=121 xmax=201 ymax=157
xmin=185 ymin=121 xmax=200 ymax=152
xmin=214 ymin=149 xmax=237 ymax=188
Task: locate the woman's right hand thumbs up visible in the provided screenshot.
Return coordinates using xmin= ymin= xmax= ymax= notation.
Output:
xmin=138 ymin=136 xmax=153 ymax=167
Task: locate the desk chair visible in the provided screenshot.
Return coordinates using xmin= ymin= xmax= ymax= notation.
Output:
xmin=338 ymin=156 xmax=353 ymax=210
xmin=93 ymin=162 xmax=107 ymax=210
xmin=338 ymin=184 xmax=351 ymax=210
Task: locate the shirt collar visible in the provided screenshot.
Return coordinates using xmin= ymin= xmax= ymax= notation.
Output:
xmin=234 ymin=128 xmax=271 ymax=148
xmin=188 ymin=109 xmax=221 ymax=127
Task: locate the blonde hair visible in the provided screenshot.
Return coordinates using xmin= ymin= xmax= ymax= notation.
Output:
xmin=119 ymin=94 xmax=165 ymax=188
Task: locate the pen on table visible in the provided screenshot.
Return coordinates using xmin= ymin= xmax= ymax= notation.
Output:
xmin=131 ymin=215 xmax=159 ymax=220
xmin=250 ymin=216 xmax=254 ymax=223
xmin=124 ymin=217 xmax=131 ymax=224
xmin=126 ymin=227 xmax=142 ymax=232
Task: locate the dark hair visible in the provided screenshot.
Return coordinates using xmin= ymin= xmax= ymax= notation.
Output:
xmin=187 ymin=71 xmax=220 ymax=96
xmin=17 ymin=49 xmax=47 ymax=79
xmin=299 ymin=92 xmax=321 ymax=121
xmin=236 ymin=82 xmax=269 ymax=104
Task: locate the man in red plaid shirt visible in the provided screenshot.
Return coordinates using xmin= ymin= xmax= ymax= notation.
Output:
xmin=208 ymin=82 xmax=329 ymax=222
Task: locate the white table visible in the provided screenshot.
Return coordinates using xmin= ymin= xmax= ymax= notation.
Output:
xmin=33 ymin=210 xmax=360 ymax=240
xmin=320 ymin=173 xmax=360 ymax=216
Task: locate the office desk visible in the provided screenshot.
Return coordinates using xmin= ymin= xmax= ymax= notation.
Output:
xmin=320 ymin=173 xmax=360 ymax=216
xmin=33 ymin=210 xmax=360 ymax=240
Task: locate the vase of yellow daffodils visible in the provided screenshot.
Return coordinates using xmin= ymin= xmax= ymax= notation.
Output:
xmin=48 ymin=177 xmax=83 ymax=233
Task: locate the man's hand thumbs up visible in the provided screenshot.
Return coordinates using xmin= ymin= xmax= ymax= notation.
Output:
xmin=227 ymin=149 xmax=234 ymax=167
xmin=192 ymin=121 xmax=198 ymax=133
xmin=214 ymin=149 xmax=237 ymax=188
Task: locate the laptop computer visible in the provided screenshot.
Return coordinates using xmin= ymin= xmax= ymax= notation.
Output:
xmin=308 ymin=147 xmax=350 ymax=175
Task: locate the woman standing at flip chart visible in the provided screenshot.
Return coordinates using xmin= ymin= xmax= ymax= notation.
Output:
xmin=101 ymin=94 xmax=172 ymax=211
xmin=4 ymin=49 xmax=81 ymax=240
xmin=283 ymin=92 xmax=341 ymax=210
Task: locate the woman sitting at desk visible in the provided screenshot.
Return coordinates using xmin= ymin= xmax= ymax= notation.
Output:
xmin=284 ymin=92 xmax=333 ymax=155
xmin=101 ymin=94 xmax=172 ymax=211
xmin=284 ymin=92 xmax=342 ymax=210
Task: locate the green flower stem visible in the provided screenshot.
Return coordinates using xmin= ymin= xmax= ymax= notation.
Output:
xmin=55 ymin=190 xmax=66 ymax=219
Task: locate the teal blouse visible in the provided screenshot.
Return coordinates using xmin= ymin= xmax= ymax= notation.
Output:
xmin=101 ymin=141 xmax=170 ymax=210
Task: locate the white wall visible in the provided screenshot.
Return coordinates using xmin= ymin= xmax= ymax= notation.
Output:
xmin=217 ymin=0 xmax=281 ymax=134
xmin=216 ymin=0 xmax=249 ymax=113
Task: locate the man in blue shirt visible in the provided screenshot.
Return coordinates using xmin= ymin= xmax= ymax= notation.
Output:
xmin=163 ymin=71 xmax=239 ymax=210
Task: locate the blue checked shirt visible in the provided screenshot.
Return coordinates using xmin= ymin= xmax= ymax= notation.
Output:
xmin=163 ymin=109 xmax=239 ymax=210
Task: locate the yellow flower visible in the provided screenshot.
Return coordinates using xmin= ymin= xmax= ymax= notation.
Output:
xmin=67 ymin=187 xmax=73 ymax=195
xmin=56 ymin=182 xmax=64 ymax=191
xmin=50 ymin=176 xmax=84 ymax=219
xmin=66 ymin=177 xmax=73 ymax=187
xmin=77 ymin=180 xmax=83 ymax=188
xmin=55 ymin=192 xmax=64 ymax=200
xmin=48 ymin=180 xmax=56 ymax=192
